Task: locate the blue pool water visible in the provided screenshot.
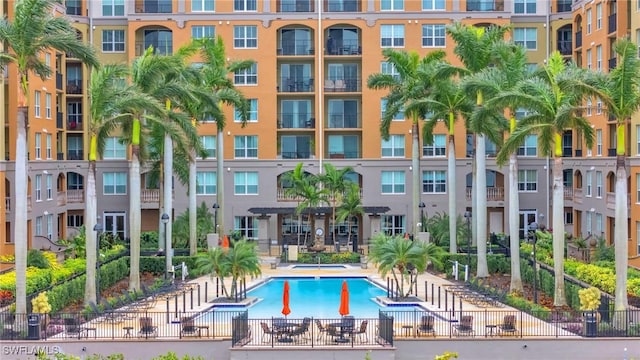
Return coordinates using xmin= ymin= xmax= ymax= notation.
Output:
xmin=290 ymin=265 xmax=348 ymax=269
xmin=209 ymin=277 xmax=423 ymax=318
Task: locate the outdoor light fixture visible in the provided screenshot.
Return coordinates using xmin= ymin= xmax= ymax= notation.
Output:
xmin=418 ymin=202 xmax=426 ymax=232
xmin=212 ymin=203 xmax=219 ymax=233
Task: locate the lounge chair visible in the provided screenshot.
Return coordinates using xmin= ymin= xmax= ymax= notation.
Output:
xmin=352 ymin=320 xmax=369 ymax=343
xmin=417 ymin=315 xmax=436 ymax=337
xmin=315 ymin=319 xmax=328 ymax=341
xmin=64 ymin=317 xmax=86 ymax=339
xmin=498 ymin=314 xmax=518 ymax=336
xmin=180 ymin=317 xmax=199 ymax=338
xmin=138 ymin=316 xmax=157 ymax=338
xmin=453 ymin=315 xmax=475 ymax=337
xmin=260 ymin=322 xmax=277 ymax=343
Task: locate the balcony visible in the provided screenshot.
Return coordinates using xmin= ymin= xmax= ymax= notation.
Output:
xmin=326 ymin=41 xmax=361 ymax=56
xmin=56 ymin=112 xmax=63 ymax=128
xmin=278 ymin=40 xmax=314 ymax=56
xmin=278 ymin=115 xmax=315 ymax=129
xmin=466 ymin=0 xmax=504 ymax=11
xmin=57 ymin=191 xmax=66 ymax=206
xmin=558 ymin=41 xmax=572 ymax=56
xmin=277 ymin=188 xmax=304 ymax=202
xmin=575 ymin=31 xmax=582 ymax=49
xmin=5 ymin=197 xmax=9 ymax=212
xmin=134 ymin=0 xmax=172 ymax=13
xmin=56 ymin=72 xmax=63 ymax=90
xmin=280 ymin=151 xmax=312 ymax=159
xmin=67 ymin=119 xmax=83 ymax=131
xmin=575 ymin=149 xmax=582 ymax=157
xmin=465 ymin=187 xmax=505 ymax=201
xmin=141 ymin=189 xmax=160 ymax=202
xmin=608 ymin=58 xmax=617 ymax=70
xmin=67 ymin=150 xmax=83 ymax=160
xmin=564 ymin=187 xmax=573 ymax=200
xmin=278 ymin=0 xmax=312 ymax=12
xmin=135 ymin=41 xmax=172 ymax=56
xmin=608 ymin=13 xmax=617 ymax=34
xmin=327 ymin=113 xmax=360 ymax=128
xmin=607 ymin=148 xmax=616 ymax=157
xmin=324 ymin=77 xmax=361 ymax=92
xmin=279 ymin=77 xmax=314 ymax=93
xmin=327 ymin=151 xmax=360 ymax=159
xmin=66 ymin=80 xmax=82 ymax=94
xmin=67 ymin=189 xmax=84 ymax=203
xmin=562 ymin=148 xmax=573 ymax=157
xmin=57 ymin=152 xmax=64 ymax=160
xmin=326 ymin=0 xmax=360 ymax=12
xmin=573 ymin=188 xmax=583 ymax=203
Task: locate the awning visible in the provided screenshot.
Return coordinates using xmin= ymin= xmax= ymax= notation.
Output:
xmin=247 ymin=206 xmax=390 ymax=216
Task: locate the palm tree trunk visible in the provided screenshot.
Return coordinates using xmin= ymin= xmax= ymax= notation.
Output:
xmin=216 ymin=128 xmax=224 ymax=236
xmin=614 ymin=122 xmax=629 ymax=323
xmin=189 ymin=156 xmax=197 ymax=256
xmin=84 ymin=159 xmax=98 ymax=305
xmin=552 ymin=136 xmax=567 ymax=307
xmin=14 ymin=107 xmax=28 ymax=317
xmin=129 ymin=148 xmax=141 ymax=291
xmin=508 ymin=152 xmax=523 ymax=293
xmin=448 ymin=134 xmax=457 ymax=253
xmin=158 ymin=163 xmax=165 ymax=250
xmin=164 ymin=134 xmax=173 ymax=276
xmin=476 ymin=135 xmax=488 ymax=277
xmin=412 ymin=121 xmax=420 ymax=235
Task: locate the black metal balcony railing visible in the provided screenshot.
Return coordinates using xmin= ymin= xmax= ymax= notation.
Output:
xmin=57 ymin=152 xmax=64 ymax=160
xmin=562 ymin=148 xmax=573 ymax=157
xmin=135 ymin=1 xmax=172 ymax=13
xmin=279 ymin=77 xmax=314 ymax=93
xmin=67 ymin=150 xmax=83 ymax=160
xmin=328 ymin=114 xmax=360 ymax=128
xmin=278 ymin=40 xmax=314 ymax=56
xmin=56 ymin=112 xmax=63 ymax=128
xmin=326 ymin=40 xmax=361 ymax=56
xmin=558 ymin=41 xmax=572 ymax=55
xmin=56 ymin=72 xmax=63 ymax=90
xmin=66 ymin=80 xmax=82 ymax=94
xmin=608 ymin=13 xmax=617 ymax=34
xmin=280 ymin=151 xmax=312 ymax=159
xmin=278 ymin=114 xmax=315 ymax=129
xmin=608 ymin=148 xmax=617 ymax=157
xmin=326 ymin=0 xmax=360 ymax=12
xmin=278 ymin=0 xmax=312 ymax=12
xmin=575 ymin=31 xmax=583 ymax=48
xmin=135 ymin=41 xmax=173 ymax=56
xmin=328 ymin=151 xmax=359 ymax=159
xmin=575 ymin=149 xmax=583 ymax=157
xmin=66 ymin=6 xmax=82 ymax=15
xmin=466 ymin=0 xmax=504 ymax=11
xmin=324 ymin=77 xmax=361 ymax=92
xmin=608 ymin=57 xmax=617 ymax=70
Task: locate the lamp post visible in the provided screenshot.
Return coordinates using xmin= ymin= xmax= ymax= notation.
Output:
xmin=529 ymin=221 xmax=538 ymax=304
xmin=418 ymin=202 xmax=426 ymax=232
xmin=161 ymin=213 xmax=170 ymax=279
xmin=93 ymin=221 xmax=103 ymax=303
xmin=212 ymin=203 xmax=219 ymax=233
xmin=464 ymin=211 xmax=472 ymax=266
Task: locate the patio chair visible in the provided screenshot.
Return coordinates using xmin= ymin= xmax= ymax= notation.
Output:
xmin=260 ymin=322 xmax=277 ymax=343
xmin=180 ymin=317 xmax=199 ymax=338
xmin=138 ymin=316 xmax=157 ymax=338
xmin=289 ymin=318 xmax=311 ymax=343
xmin=453 ymin=315 xmax=475 ymax=337
xmin=417 ymin=315 xmax=436 ymax=337
xmin=352 ymin=320 xmax=369 ymax=343
xmin=498 ymin=314 xmax=518 ymax=336
xmin=315 ymin=319 xmax=328 ymax=341
xmin=64 ymin=317 xmax=86 ymax=339
xmin=324 ymin=79 xmax=335 ymax=92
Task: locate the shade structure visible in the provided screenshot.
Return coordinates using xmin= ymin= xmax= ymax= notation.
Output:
xmin=222 ymin=235 xmax=230 ymax=248
xmin=339 ymin=280 xmax=350 ymax=316
xmin=282 ymin=280 xmax=291 ymax=317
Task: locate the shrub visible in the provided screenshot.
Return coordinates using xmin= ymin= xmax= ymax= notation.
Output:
xmin=27 ymin=250 xmax=50 ymax=269
xmin=578 ymin=287 xmax=601 ymax=311
xmin=31 ymin=292 xmax=52 ymax=314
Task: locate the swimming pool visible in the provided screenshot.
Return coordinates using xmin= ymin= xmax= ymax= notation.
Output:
xmin=208 ymin=277 xmax=424 ymax=318
xmin=289 ymin=265 xmax=348 ymax=269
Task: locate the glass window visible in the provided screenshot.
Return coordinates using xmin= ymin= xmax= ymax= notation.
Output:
xmin=46 ymin=214 xmax=53 ymax=239
xmin=200 ymin=135 xmax=216 ymax=158
xmin=587 ymin=49 xmax=592 ymax=69
xmin=46 ymin=134 xmax=52 ymax=159
xmin=422 ymin=170 xmax=446 ymax=193
xmin=234 ymin=172 xmax=259 ymax=194
xmin=35 ymin=174 xmax=42 ymax=201
xmin=234 ymin=63 xmax=258 ymax=85
xmin=586 ymin=8 xmax=592 ymax=33
xmin=423 ymin=134 xmax=446 ymax=157
xmin=596 ymin=129 xmax=602 ymax=155
xmin=46 ymin=174 xmax=52 ymax=200
xmin=35 ymin=133 xmax=41 ymax=159
xmin=596 ymin=3 xmax=602 ymax=29
xmin=596 ymin=45 xmax=602 ymax=71
xmin=102 ymin=30 xmax=125 ymax=52
xmin=191 ymin=25 xmax=215 ymax=40
xmin=381 ymin=135 xmax=405 ymax=158
xmin=234 ymin=25 xmax=258 ymax=48
xmin=196 ymin=171 xmax=216 ymax=194
xmin=380 ymin=98 xmax=403 ymax=121
xmin=381 ymin=171 xmax=405 ymax=194
xmin=421 ymin=24 xmax=445 ymax=47
xmin=422 ymin=0 xmax=445 ymax=10
xmin=35 ymin=216 xmax=43 ymax=236
xmin=103 ymin=172 xmax=127 ymax=195
xmin=517 ymin=135 xmax=537 ymax=156
xmin=234 ymin=0 xmax=256 ymax=11
xmin=382 ymin=215 xmax=406 ymax=235
xmin=45 ymin=93 xmax=52 ymax=119
xmin=102 ymin=0 xmax=124 ymax=16
xmin=234 ymin=135 xmax=258 ymax=158
xmin=380 ymin=24 xmax=404 ymax=48
xmin=381 ymin=61 xmax=400 ymax=80
xmin=234 ymin=216 xmax=258 ymax=239
xmin=192 ymin=0 xmax=214 ymax=12
xmin=103 ymin=137 xmax=126 ymax=159
xmin=280 ymin=135 xmax=311 ymax=159
xmin=518 ymin=169 xmax=537 ymax=192
xmin=596 ymin=171 xmax=602 ymax=198
xmin=514 ymin=28 xmax=537 ymax=50
xmin=514 ymin=0 xmax=535 ymax=13
xmin=234 ymin=99 xmax=258 ymax=122
xmin=586 ymin=170 xmax=593 ymax=196
xmin=34 ymin=91 xmax=41 ymax=118
xmin=328 ymin=135 xmax=360 ymax=158
xmin=381 ymin=0 xmax=403 ymax=11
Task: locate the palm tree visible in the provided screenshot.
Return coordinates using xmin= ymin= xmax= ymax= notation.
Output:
xmin=294 ymin=176 xmax=328 ymax=248
xmin=197 ymin=36 xmax=255 ymax=237
xmin=367 ymin=49 xmax=446 ymax=235
xmin=497 ymin=52 xmax=600 ymax=307
xmin=447 ymin=22 xmax=509 ymax=278
xmin=86 ymin=64 xmax=160 ymax=304
xmin=196 ymin=247 xmax=230 ymax=297
xmin=468 ymin=41 xmax=531 ymax=294
xmin=281 ymin=163 xmax=312 ymax=245
xmin=336 ymin=182 xmax=365 ymax=252
xmin=0 ymin=0 xmax=98 ymax=315
xmin=319 ymin=163 xmax=354 ymax=251
xmin=225 ymin=239 xmax=262 ymax=299
xmin=596 ymin=39 xmax=640 ymax=316
xmin=368 ymin=233 xmax=444 ymax=298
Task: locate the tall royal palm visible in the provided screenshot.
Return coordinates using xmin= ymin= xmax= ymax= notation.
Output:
xmin=367 ymin=49 xmax=446 ymax=235
xmin=597 ymin=39 xmax=640 ymax=315
xmin=0 ymin=0 xmax=98 ymax=315
xmin=498 ymin=52 xmax=600 ymax=306
xmin=86 ymin=64 xmax=161 ymax=303
xmin=198 ymin=36 xmax=254 ymax=237
xmin=320 ymin=163 xmax=353 ymax=250
xmin=469 ymin=41 xmax=531 ymax=293
xmin=447 ymin=23 xmax=509 ymax=277
xmin=337 ymin=182 xmax=365 ymax=251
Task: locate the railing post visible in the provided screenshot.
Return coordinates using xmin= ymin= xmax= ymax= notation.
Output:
xmin=437 ymin=286 xmax=441 ymax=309
xmin=205 ymin=282 xmax=208 ymax=303
xmin=174 ymin=294 xmax=179 ymax=319
xmin=451 ymin=293 xmax=455 ymax=316
xmin=197 ymin=284 xmax=201 ymax=307
xmin=431 ymin=283 xmax=435 ymax=305
xmin=444 ymin=290 xmax=448 ymax=312
xmin=183 ymin=291 xmax=186 ymax=313
xmin=424 ymin=281 xmax=428 ymax=302
xmin=166 ymin=298 xmax=170 ymax=324
xmin=190 ymin=287 xmax=194 ymax=310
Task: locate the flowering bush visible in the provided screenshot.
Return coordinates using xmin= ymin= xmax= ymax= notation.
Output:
xmin=31 ymin=291 xmax=52 ymax=314
xmin=578 ymin=287 xmax=601 ymax=311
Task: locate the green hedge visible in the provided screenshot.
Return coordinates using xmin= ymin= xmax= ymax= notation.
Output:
xmin=139 ymin=256 xmax=205 ymax=278
xmin=433 ymin=253 xmax=510 ymax=277
xmin=295 ymin=252 xmax=361 ymax=264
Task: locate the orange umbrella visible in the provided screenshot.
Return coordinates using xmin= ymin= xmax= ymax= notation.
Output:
xmin=282 ymin=280 xmax=291 ymax=317
xmin=339 ymin=280 xmax=350 ymax=316
xmin=222 ymin=235 xmax=230 ymax=248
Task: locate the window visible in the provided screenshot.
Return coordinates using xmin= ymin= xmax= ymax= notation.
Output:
xmin=280 ymin=135 xmax=311 ymax=159
xmin=517 ymin=135 xmax=537 ymax=156
xmin=102 ymin=0 xmax=124 ymax=16
xmin=45 ymin=53 xmax=51 ymax=68
xmin=46 ymin=174 xmax=52 ymax=200
xmin=196 ymin=171 xmax=216 ymax=194
xmin=637 ymin=125 xmax=640 ymax=155
xmin=586 ymin=8 xmax=592 ymax=33
xmin=234 ymin=26 xmax=257 ymax=48
xmin=103 ymin=172 xmax=126 ymax=195
xmin=595 ymin=213 xmax=603 ymax=234
xmin=234 ymin=135 xmax=258 ymax=158
xmin=234 ymin=99 xmax=258 ymax=122
xmin=518 ymin=169 xmax=537 ymax=192
xmin=565 ymin=210 xmax=573 ymax=225
xmin=596 ymin=171 xmax=603 ymax=198
xmin=34 ymin=91 xmax=41 ymax=118
xmin=586 ymin=211 xmax=593 ymax=233
xmin=381 ymin=135 xmax=405 ymax=157
xmin=192 ymin=0 xmax=214 ymax=12
xmin=328 ymin=135 xmax=359 ymax=158
xmin=596 ymin=100 xmax=602 ymax=114
xmin=67 ymin=214 xmax=84 ymax=227
xmin=587 ymin=49 xmax=592 ymax=69
xmin=381 ymin=0 xmax=403 ymax=11
xmin=35 ymin=174 xmax=42 ymax=201
xmin=596 ymin=129 xmax=602 ymax=155
xmin=596 ymin=3 xmax=602 ymax=30
xmin=45 ymin=93 xmax=51 ymax=119
xmin=102 ymin=30 xmax=125 ymax=52
xmin=200 ymin=136 xmax=216 ymax=158
xmin=35 ymin=133 xmax=42 ymax=159
xmin=234 ymin=216 xmax=258 ymax=239
xmin=421 ymin=24 xmax=445 ymax=47
xmin=234 ymin=0 xmax=256 ymax=11
xmin=35 ymin=216 xmax=43 ymax=236
xmin=191 ymin=25 xmax=215 ymax=39
xmin=380 ymin=98 xmax=404 ymax=121
xmin=637 ymin=174 xmax=640 ymax=203
xmin=586 ymin=170 xmax=593 ymax=196
xmin=234 ymin=63 xmax=257 ymax=85
xmin=382 ymin=215 xmax=406 ymax=236
xmin=422 ymin=170 xmax=446 ymax=193
xmin=514 ymin=0 xmax=535 ymax=13
xmin=46 ymin=134 xmax=52 ymax=159
xmin=423 ymin=134 xmax=446 ymax=157
xmin=381 ymin=171 xmax=405 ymax=194
xmin=514 ymin=28 xmax=537 ymax=50
xmin=422 ymin=0 xmax=444 ymax=10
xmin=104 ymin=137 xmax=126 ymax=159
xmin=381 ymin=62 xmax=400 ymax=79
xmin=46 ymin=214 xmax=53 ymax=240
xmin=234 ymin=172 xmax=258 ymax=194
xmin=380 ymin=25 xmax=405 ymax=48
xmin=586 ymin=99 xmax=592 ymax=116
xmin=596 ymin=45 xmax=602 ymax=71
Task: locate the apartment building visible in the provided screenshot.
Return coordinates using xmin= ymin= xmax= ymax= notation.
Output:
xmin=2 ymin=0 xmax=639 ymax=266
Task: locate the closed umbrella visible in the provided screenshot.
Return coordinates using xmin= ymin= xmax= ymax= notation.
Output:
xmin=282 ymin=280 xmax=291 ymax=317
xmin=339 ymin=280 xmax=350 ymax=316
xmin=222 ymin=235 xmax=230 ymax=248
